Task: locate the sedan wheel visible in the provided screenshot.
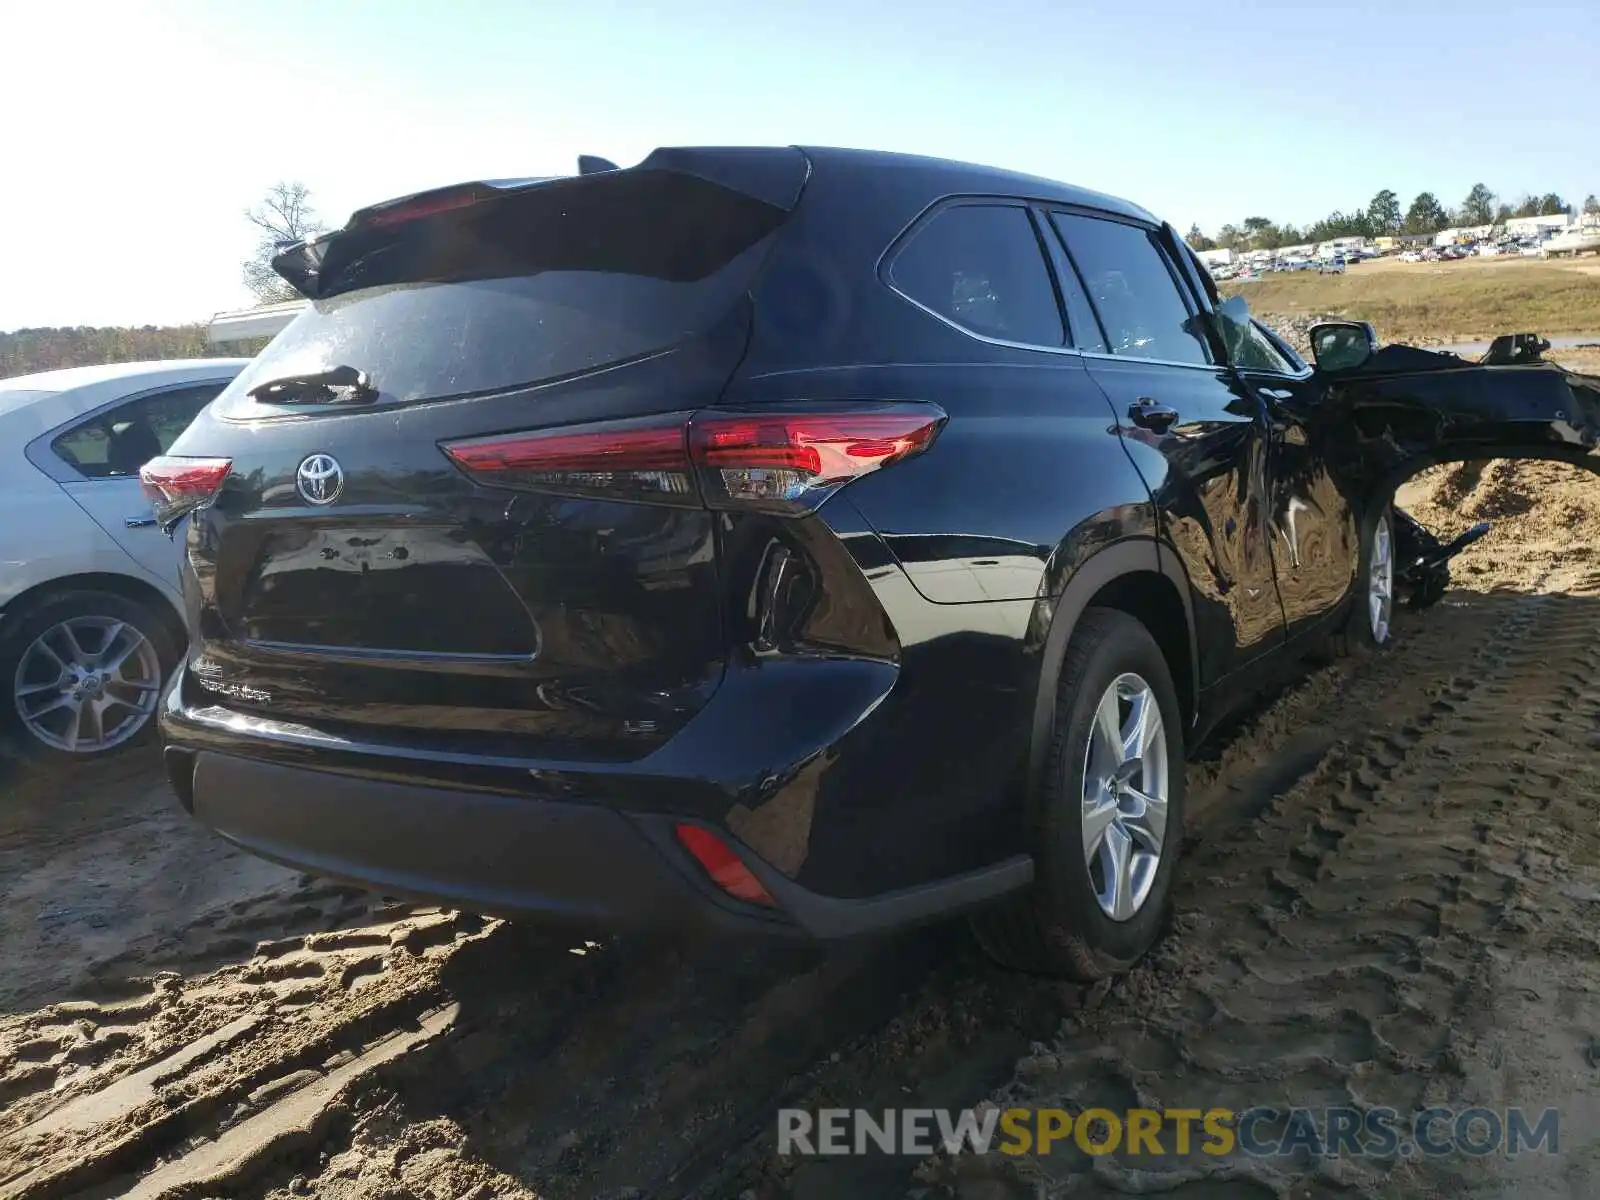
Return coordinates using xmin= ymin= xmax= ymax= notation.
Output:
xmin=14 ymin=615 xmax=163 ymax=753
xmin=2 ymin=590 xmax=179 ymax=764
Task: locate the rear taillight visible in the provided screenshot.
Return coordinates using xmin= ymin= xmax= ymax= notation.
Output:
xmin=139 ymin=456 xmax=232 ymax=533
xmin=441 ymin=413 xmax=699 ymax=506
xmin=674 ymin=824 xmax=776 ymax=906
xmin=440 ymin=403 xmax=945 ymax=515
xmin=690 ymin=406 xmax=944 ymax=510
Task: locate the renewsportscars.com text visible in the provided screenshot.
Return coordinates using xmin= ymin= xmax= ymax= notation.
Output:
xmin=777 ymin=1106 xmax=1560 ymax=1159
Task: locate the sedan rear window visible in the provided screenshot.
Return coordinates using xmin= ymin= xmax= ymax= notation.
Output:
xmin=52 ymin=383 xmax=227 ymax=478
xmin=217 ymin=171 xmax=789 ymax=414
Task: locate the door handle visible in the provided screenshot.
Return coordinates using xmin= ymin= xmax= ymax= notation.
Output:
xmin=1128 ymin=399 xmax=1180 ymax=433
xmin=125 ymin=515 xmax=157 ymax=528
xmin=1259 ymin=387 xmax=1294 ymax=402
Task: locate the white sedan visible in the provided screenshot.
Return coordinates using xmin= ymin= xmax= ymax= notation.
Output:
xmin=0 ymin=358 xmax=248 ymax=762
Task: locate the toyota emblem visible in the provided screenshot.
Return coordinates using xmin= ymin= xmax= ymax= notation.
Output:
xmin=296 ymin=453 xmax=344 ymax=506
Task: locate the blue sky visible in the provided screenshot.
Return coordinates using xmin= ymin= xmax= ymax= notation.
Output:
xmin=2 ymin=0 xmax=1593 ymax=330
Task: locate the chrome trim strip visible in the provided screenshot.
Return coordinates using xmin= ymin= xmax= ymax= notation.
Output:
xmin=238 ymin=639 xmax=541 ymax=671
xmin=1077 ymin=350 xmax=1226 ymax=373
xmin=882 ymin=285 xmax=1088 ymax=358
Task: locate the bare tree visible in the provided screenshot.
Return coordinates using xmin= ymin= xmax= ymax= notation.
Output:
xmin=242 ymin=182 xmax=328 ymax=303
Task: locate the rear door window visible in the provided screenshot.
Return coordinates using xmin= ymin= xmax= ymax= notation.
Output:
xmin=52 ymin=383 xmax=227 ymax=478
xmin=217 ymin=172 xmax=789 ymax=413
xmin=1050 ymin=213 xmax=1212 ymax=365
xmin=887 ymin=204 xmax=1065 ymax=347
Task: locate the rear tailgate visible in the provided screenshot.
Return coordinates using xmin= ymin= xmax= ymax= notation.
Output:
xmin=165 ymin=150 xmax=808 ymax=763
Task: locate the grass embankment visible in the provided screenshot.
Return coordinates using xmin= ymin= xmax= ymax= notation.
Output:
xmin=1222 ymin=257 xmax=1600 ymax=343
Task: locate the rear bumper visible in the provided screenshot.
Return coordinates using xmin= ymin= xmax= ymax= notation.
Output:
xmin=161 ymin=664 xmax=1033 ymax=940
xmin=169 ymin=748 xmax=797 ymax=936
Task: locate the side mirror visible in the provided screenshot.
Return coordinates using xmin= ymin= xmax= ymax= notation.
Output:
xmin=1308 ymin=321 xmax=1379 ymax=372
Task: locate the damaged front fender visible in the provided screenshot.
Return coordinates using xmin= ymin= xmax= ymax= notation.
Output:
xmin=1318 ymin=337 xmax=1600 ymax=503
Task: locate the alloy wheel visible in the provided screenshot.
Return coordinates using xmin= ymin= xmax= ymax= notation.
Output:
xmin=12 ymin=616 xmax=162 ymax=753
xmin=1081 ymin=672 xmax=1170 ymax=921
xmin=1369 ymin=511 xmax=1394 ymax=644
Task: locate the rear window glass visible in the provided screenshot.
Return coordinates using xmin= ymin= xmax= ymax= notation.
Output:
xmin=218 ymin=172 xmax=787 ymax=412
xmin=888 ymin=204 xmax=1064 ymax=347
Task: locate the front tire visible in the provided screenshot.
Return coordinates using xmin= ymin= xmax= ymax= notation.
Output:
xmin=1348 ymin=502 xmax=1396 ymax=650
xmin=971 ymin=608 xmax=1186 ymax=980
xmin=0 ymin=590 xmax=179 ymax=766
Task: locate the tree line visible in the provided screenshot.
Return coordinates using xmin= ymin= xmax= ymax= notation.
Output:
xmin=1187 ymin=186 xmax=1600 ymax=252
xmin=1 ymin=325 xmax=214 ymax=379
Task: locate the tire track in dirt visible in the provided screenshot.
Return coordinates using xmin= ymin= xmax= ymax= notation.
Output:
xmin=717 ymin=574 xmax=1598 ymax=1199
xmin=0 ymin=886 xmax=489 ymax=1199
xmin=236 ymin=927 xmax=951 ymax=1200
xmin=2 ymin=888 xmax=950 ymax=1199
xmin=911 ymin=580 xmax=1600 ymax=1198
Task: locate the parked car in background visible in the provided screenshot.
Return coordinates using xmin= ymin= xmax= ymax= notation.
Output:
xmin=0 ymin=359 xmax=247 ymax=761
xmin=1542 ymin=227 xmax=1600 ymax=258
xmin=1399 ymin=250 xmax=1424 ymax=263
xmin=1318 ymin=255 xmax=1346 ymax=274
xmin=151 ymin=148 xmax=1598 ymax=980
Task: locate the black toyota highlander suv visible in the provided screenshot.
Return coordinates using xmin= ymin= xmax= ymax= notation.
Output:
xmin=148 ymin=147 xmax=1598 ymax=979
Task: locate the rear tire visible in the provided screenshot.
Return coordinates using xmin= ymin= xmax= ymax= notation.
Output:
xmin=971 ymin=608 xmax=1186 ymax=980
xmin=0 ymin=590 xmax=179 ymax=766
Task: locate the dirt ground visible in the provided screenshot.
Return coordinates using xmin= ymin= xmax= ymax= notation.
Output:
xmin=3 ymin=364 xmax=1598 ymax=1199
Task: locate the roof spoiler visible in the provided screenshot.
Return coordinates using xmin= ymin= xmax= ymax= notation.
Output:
xmin=272 ymin=147 xmax=811 ymax=299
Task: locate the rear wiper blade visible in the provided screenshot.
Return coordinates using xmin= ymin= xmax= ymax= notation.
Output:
xmin=247 ymin=364 xmax=378 ymax=405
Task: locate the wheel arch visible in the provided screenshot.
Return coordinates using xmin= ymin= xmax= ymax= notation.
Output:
xmin=0 ymin=571 xmax=186 ymax=654
xmin=1027 ymin=538 xmax=1198 ymax=799
xmin=1368 ymin=444 xmax=1599 ymax=515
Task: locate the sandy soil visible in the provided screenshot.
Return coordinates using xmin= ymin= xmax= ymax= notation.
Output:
xmin=2 ymin=381 xmax=1598 ymax=1197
